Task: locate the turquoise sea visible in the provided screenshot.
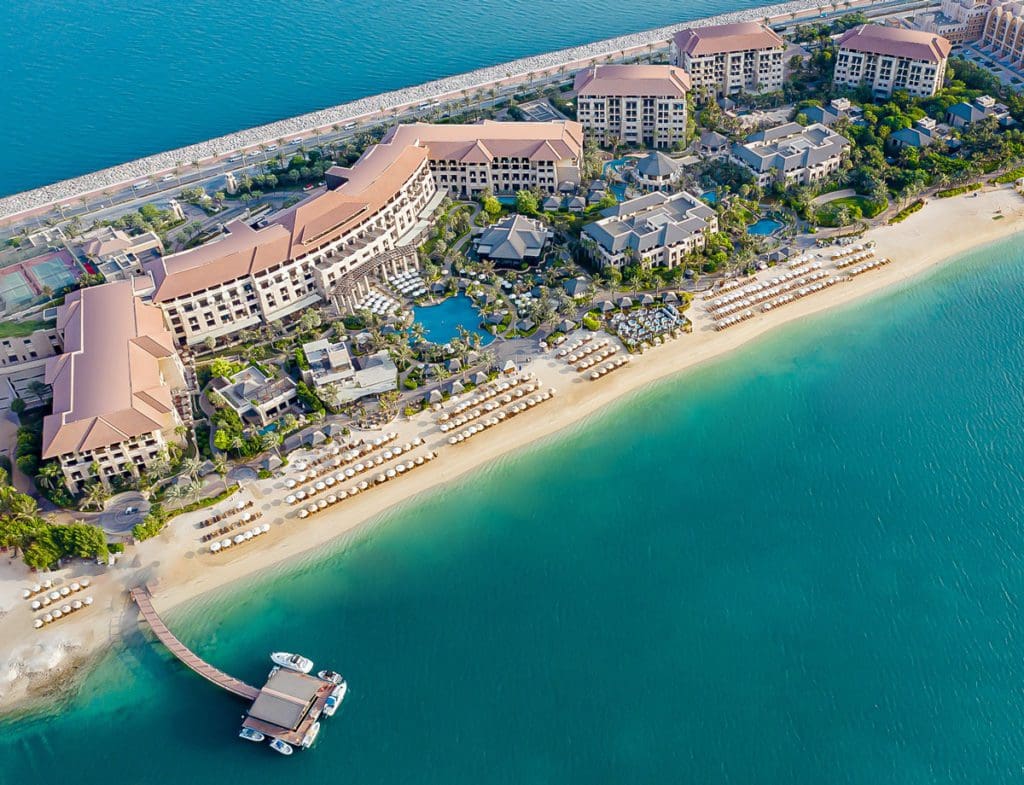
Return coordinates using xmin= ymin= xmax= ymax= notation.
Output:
xmin=3 ymin=235 xmax=1024 ymax=782
xmin=0 ymin=0 xmax=769 ymax=197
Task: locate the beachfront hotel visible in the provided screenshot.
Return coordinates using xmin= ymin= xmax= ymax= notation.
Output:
xmin=833 ymin=24 xmax=951 ymax=99
xmin=380 ymin=121 xmax=583 ymax=198
xmin=671 ymin=21 xmax=786 ymax=100
xmin=978 ymin=1 xmax=1024 ymax=67
xmin=144 ymin=136 xmax=442 ymax=345
xmin=912 ymin=0 xmax=990 ymax=45
xmin=581 ymin=191 xmax=717 ymax=270
xmin=573 ymin=64 xmax=691 ymax=149
xmin=41 ymin=279 xmax=190 ymax=493
xmin=731 ymin=122 xmax=850 ymax=187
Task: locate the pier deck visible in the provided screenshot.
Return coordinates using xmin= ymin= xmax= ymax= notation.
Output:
xmin=130 ymin=586 xmax=260 ymax=701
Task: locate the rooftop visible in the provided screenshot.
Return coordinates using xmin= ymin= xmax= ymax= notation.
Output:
xmin=573 ymin=64 xmax=691 ymax=98
xmin=733 ymin=122 xmax=850 ymax=173
xmin=42 ymin=279 xmax=180 ymax=459
xmin=674 ymin=22 xmax=784 ymax=56
xmin=381 ymin=120 xmax=583 ymax=164
xmin=583 ymin=191 xmax=715 ymax=255
xmin=474 ymin=214 xmax=550 ymax=262
xmin=837 ymin=24 xmax=951 ymax=62
xmin=247 ymin=668 xmax=324 ymax=731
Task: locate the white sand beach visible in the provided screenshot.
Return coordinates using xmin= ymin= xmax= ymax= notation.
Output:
xmin=2 ymin=184 xmax=1023 ymax=716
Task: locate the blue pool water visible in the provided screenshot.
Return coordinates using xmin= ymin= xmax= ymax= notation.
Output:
xmin=748 ymin=218 xmax=783 ymax=236
xmin=496 ymin=196 xmax=517 ymax=206
xmin=701 ymin=190 xmax=719 ymax=204
xmin=413 ymin=295 xmax=493 ymax=346
xmin=602 ymin=157 xmax=631 ymax=176
xmin=610 ymin=183 xmax=627 ymax=201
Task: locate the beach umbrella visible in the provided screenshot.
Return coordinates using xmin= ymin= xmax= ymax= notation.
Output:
xmin=31 ymin=600 xmax=41 ymax=610
xmin=33 ymin=619 xmax=44 ymax=629
xmin=358 ymin=481 xmax=369 ymax=490
xmin=43 ymin=614 xmax=53 ymax=624
xmin=84 ymin=596 xmax=93 ymax=605
xmin=70 ymin=582 xmax=81 ymax=592
xmin=22 ymin=589 xmax=31 ymax=600
xmin=261 ymin=524 xmax=270 ymax=533
xmin=61 ymin=604 xmax=72 ymax=614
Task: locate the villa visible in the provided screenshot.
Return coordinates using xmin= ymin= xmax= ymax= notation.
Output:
xmin=946 ymin=95 xmax=1015 ymax=128
xmin=573 ymin=64 xmax=691 ymax=149
xmin=581 ymin=191 xmax=718 ymax=270
xmin=300 ymin=338 xmax=397 ymax=406
xmin=833 ymin=25 xmax=950 ymax=99
xmin=671 ymin=21 xmax=786 ymax=101
xmin=472 ymin=214 xmax=551 ymax=266
xmin=381 ymin=121 xmax=583 ymax=198
xmin=41 ymin=279 xmax=190 ymax=493
xmin=802 ymin=97 xmax=861 ymax=128
xmin=888 ymin=117 xmax=939 ymax=150
xmin=78 ymin=225 xmax=163 ymax=280
xmin=633 ymin=151 xmax=684 ymax=193
xmin=731 ymin=122 xmax=850 ymax=187
xmin=210 ymin=366 xmax=298 ymax=426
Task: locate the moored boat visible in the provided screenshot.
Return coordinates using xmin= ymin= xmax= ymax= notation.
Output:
xmin=300 ymin=721 xmax=321 ymax=749
xmin=323 ymin=680 xmax=347 ymax=717
xmin=271 ymin=652 xmax=313 ymax=674
xmin=239 ymin=727 xmax=265 ymax=742
xmin=317 ymin=669 xmax=343 ymax=685
xmin=269 ymin=738 xmax=293 ymax=756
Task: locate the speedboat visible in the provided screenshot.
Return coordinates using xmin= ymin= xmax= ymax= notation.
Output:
xmin=323 ymin=680 xmax=347 ymax=717
xmin=317 ymin=669 xmax=344 ymax=685
xmin=271 ymin=652 xmax=313 ymax=674
xmin=268 ymin=738 xmax=293 ymax=756
xmin=300 ymin=721 xmax=321 ymax=749
xmin=239 ymin=727 xmax=265 ymax=743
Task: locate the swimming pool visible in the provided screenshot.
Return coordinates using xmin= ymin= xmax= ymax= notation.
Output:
xmin=701 ymin=190 xmax=718 ymax=204
xmin=602 ymin=157 xmax=631 ymax=177
xmin=412 ymin=294 xmax=493 ymax=346
xmin=747 ymin=218 xmax=783 ymax=236
xmin=610 ymin=183 xmax=627 ymax=201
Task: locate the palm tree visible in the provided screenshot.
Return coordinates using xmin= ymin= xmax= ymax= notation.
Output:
xmin=183 ymin=456 xmax=203 ymax=482
xmin=35 ymin=462 xmax=63 ymax=493
xmin=80 ymin=482 xmax=109 ymax=512
xmin=212 ymin=454 xmax=228 ymax=479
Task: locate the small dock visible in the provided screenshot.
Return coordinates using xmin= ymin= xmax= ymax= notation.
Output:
xmin=130 ymin=585 xmax=259 ymax=701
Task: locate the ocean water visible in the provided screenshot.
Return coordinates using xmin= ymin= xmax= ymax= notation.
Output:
xmin=3 ymin=238 xmax=1024 ymax=782
xmin=0 ymin=0 xmax=768 ymax=197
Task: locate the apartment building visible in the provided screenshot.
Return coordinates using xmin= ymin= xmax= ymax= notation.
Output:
xmin=573 ymin=64 xmax=691 ymax=149
xmin=980 ymin=1 xmax=1024 ymax=66
xmin=41 ymin=279 xmax=189 ymax=493
xmin=145 ymin=137 xmax=441 ymax=345
xmin=913 ymin=0 xmax=990 ymax=45
xmin=672 ymin=21 xmax=786 ymax=100
xmin=381 ymin=121 xmax=583 ymax=197
xmin=833 ymin=25 xmax=951 ymax=98
xmin=731 ymin=122 xmax=850 ymax=187
xmin=581 ymin=191 xmax=718 ymax=269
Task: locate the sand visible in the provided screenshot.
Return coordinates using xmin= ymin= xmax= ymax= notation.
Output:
xmin=2 ymin=184 xmax=1022 ymax=717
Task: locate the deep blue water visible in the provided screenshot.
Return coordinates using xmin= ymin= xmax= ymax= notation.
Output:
xmin=748 ymin=218 xmax=784 ymax=235
xmin=3 ymin=233 xmax=1024 ymax=784
xmin=0 ymin=0 xmax=769 ymax=197
xmin=413 ymin=294 xmax=492 ymax=345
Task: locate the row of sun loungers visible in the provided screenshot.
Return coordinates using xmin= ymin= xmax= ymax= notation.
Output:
xmin=293 ymin=452 xmax=440 ymax=517
xmin=200 ymin=510 xmax=264 ymax=543
xmin=34 ymin=596 xmax=93 ymax=628
xmin=446 ymin=390 xmax=556 ymax=445
xmin=208 ymin=523 xmax=272 ymax=554
xmin=587 ymin=357 xmax=630 ymax=380
xmin=439 ymin=382 xmax=543 ymax=431
xmin=198 ymin=498 xmax=255 ymax=529
xmin=26 ymin=579 xmax=92 ymax=608
xmin=844 ymin=257 xmax=891 ymax=276
xmin=709 ymin=270 xmax=831 ymax=319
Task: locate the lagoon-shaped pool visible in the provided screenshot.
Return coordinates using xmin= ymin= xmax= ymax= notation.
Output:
xmin=747 ymin=218 xmax=783 ymax=236
xmin=413 ymin=294 xmax=494 ymax=345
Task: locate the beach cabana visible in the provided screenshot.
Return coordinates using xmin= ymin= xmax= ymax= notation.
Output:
xmin=617 ymin=296 xmax=633 ymax=309
xmin=428 ymin=389 xmax=443 ymax=405
xmin=473 ymin=371 xmax=488 ymax=386
xmin=502 ymin=360 xmax=516 ymax=374
xmin=640 ymin=294 xmax=655 ymax=306
xmin=599 ymin=300 xmax=614 ymax=313
xmin=450 ymin=380 xmax=465 ymax=395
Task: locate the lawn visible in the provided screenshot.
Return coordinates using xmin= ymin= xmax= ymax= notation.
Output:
xmin=816 ymin=195 xmax=887 ymax=227
xmin=0 ymin=319 xmax=55 ymax=339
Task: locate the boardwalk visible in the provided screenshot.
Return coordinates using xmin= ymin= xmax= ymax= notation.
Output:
xmin=130 ymin=586 xmax=260 ymax=701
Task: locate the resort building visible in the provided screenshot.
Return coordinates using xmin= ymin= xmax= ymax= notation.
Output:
xmin=888 ymin=117 xmax=939 ymax=150
xmin=946 ymin=94 xmax=1014 ymax=127
xmin=145 ymin=134 xmax=442 ymax=345
xmin=632 ymin=151 xmax=684 ymax=192
xmin=833 ymin=25 xmax=951 ymax=98
xmin=381 ymin=121 xmax=583 ymax=197
xmin=731 ymin=122 xmax=850 ymax=187
xmin=78 ymin=226 xmax=163 ymax=280
xmin=41 ymin=279 xmax=190 ymax=493
xmin=573 ymin=64 xmax=691 ymax=149
xmin=979 ymin=1 xmax=1024 ymax=65
xmin=671 ymin=22 xmax=786 ymax=100
xmin=802 ymin=97 xmax=862 ymax=127
xmin=472 ymin=214 xmax=551 ymax=266
xmin=697 ymin=130 xmax=730 ymax=157
xmin=0 ymin=327 xmax=63 ymax=406
xmin=913 ymin=0 xmax=990 ymax=44
xmin=301 ymin=338 xmax=396 ymax=406
xmin=209 ymin=366 xmax=298 ymax=426
xmin=581 ymin=191 xmax=718 ymax=270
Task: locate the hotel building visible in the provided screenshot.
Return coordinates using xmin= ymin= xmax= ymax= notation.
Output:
xmin=833 ymin=24 xmax=951 ymax=98
xmin=979 ymin=1 xmax=1024 ymax=67
xmin=672 ymin=22 xmax=786 ymax=100
xmin=41 ymin=279 xmax=190 ymax=493
xmin=731 ymin=122 xmax=850 ymax=187
xmin=380 ymin=121 xmax=583 ymax=198
xmin=581 ymin=191 xmax=718 ymax=270
xmin=913 ymin=0 xmax=990 ymax=45
xmin=573 ymin=64 xmax=691 ymax=149
xmin=145 ymin=136 xmax=442 ymax=345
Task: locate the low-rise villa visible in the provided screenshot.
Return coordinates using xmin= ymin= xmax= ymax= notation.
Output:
xmin=472 ymin=214 xmax=551 ymax=266
xmin=301 ymin=339 xmax=397 ymax=406
xmin=946 ymin=95 xmax=1014 ymax=128
xmin=581 ymin=191 xmax=718 ymax=270
xmin=731 ymin=122 xmax=850 ymax=187
xmin=210 ymin=366 xmax=298 ymax=426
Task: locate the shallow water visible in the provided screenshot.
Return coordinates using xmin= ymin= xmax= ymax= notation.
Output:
xmin=4 ymin=237 xmax=1024 ymax=783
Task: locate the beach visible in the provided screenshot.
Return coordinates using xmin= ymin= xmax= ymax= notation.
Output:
xmin=2 ymin=184 xmax=1023 ymax=717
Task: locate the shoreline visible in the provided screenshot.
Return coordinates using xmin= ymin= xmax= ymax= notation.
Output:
xmin=2 ymin=185 xmax=1023 ymax=719
xmin=0 ymin=0 xmax=894 ymax=220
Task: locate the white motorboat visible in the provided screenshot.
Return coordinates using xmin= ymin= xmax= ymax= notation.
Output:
xmin=270 ymin=652 xmax=313 ymax=674
xmin=239 ymin=727 xmax=265 ymax=742
xmin=323 ymin=680 xmax=347 ymax=717
xmin=268 ymin=738 xmax=293 ymax=756
xmin=300 ymin=721 xmax=321 ymax=749
xmin=317 ymin=669 xmax=343 ymax=685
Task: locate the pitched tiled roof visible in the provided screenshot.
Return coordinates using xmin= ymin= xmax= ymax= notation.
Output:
xmin=573 ymin=64 xmax=691 ymax=98
xmin=674 ymin=22 xmax=784 ymax=57
xmin=381 ymin=120 xmax=584 ymax=164
xmin=42 ymin=279 xmax=179 ymax=458
xmin=837 ymin=24 xmax=951 ymax=62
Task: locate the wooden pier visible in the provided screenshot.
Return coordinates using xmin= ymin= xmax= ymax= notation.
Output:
xmin=130 ymin=586 xmax=260 ymax=701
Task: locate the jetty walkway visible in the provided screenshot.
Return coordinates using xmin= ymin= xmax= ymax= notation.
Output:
xmin=130 ymin=586 xmax=259 ymax=701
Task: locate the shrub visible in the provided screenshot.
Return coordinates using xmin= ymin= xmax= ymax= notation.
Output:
xmin=889 ymin=199 xmax=925 ymax=224
xmin=132 ymin=505 xmax=169 ymax=541
xmin=936 ymin=183 xmax=982 ymax=198
xmin=582 ymin=313 xmax=601 ymax=331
